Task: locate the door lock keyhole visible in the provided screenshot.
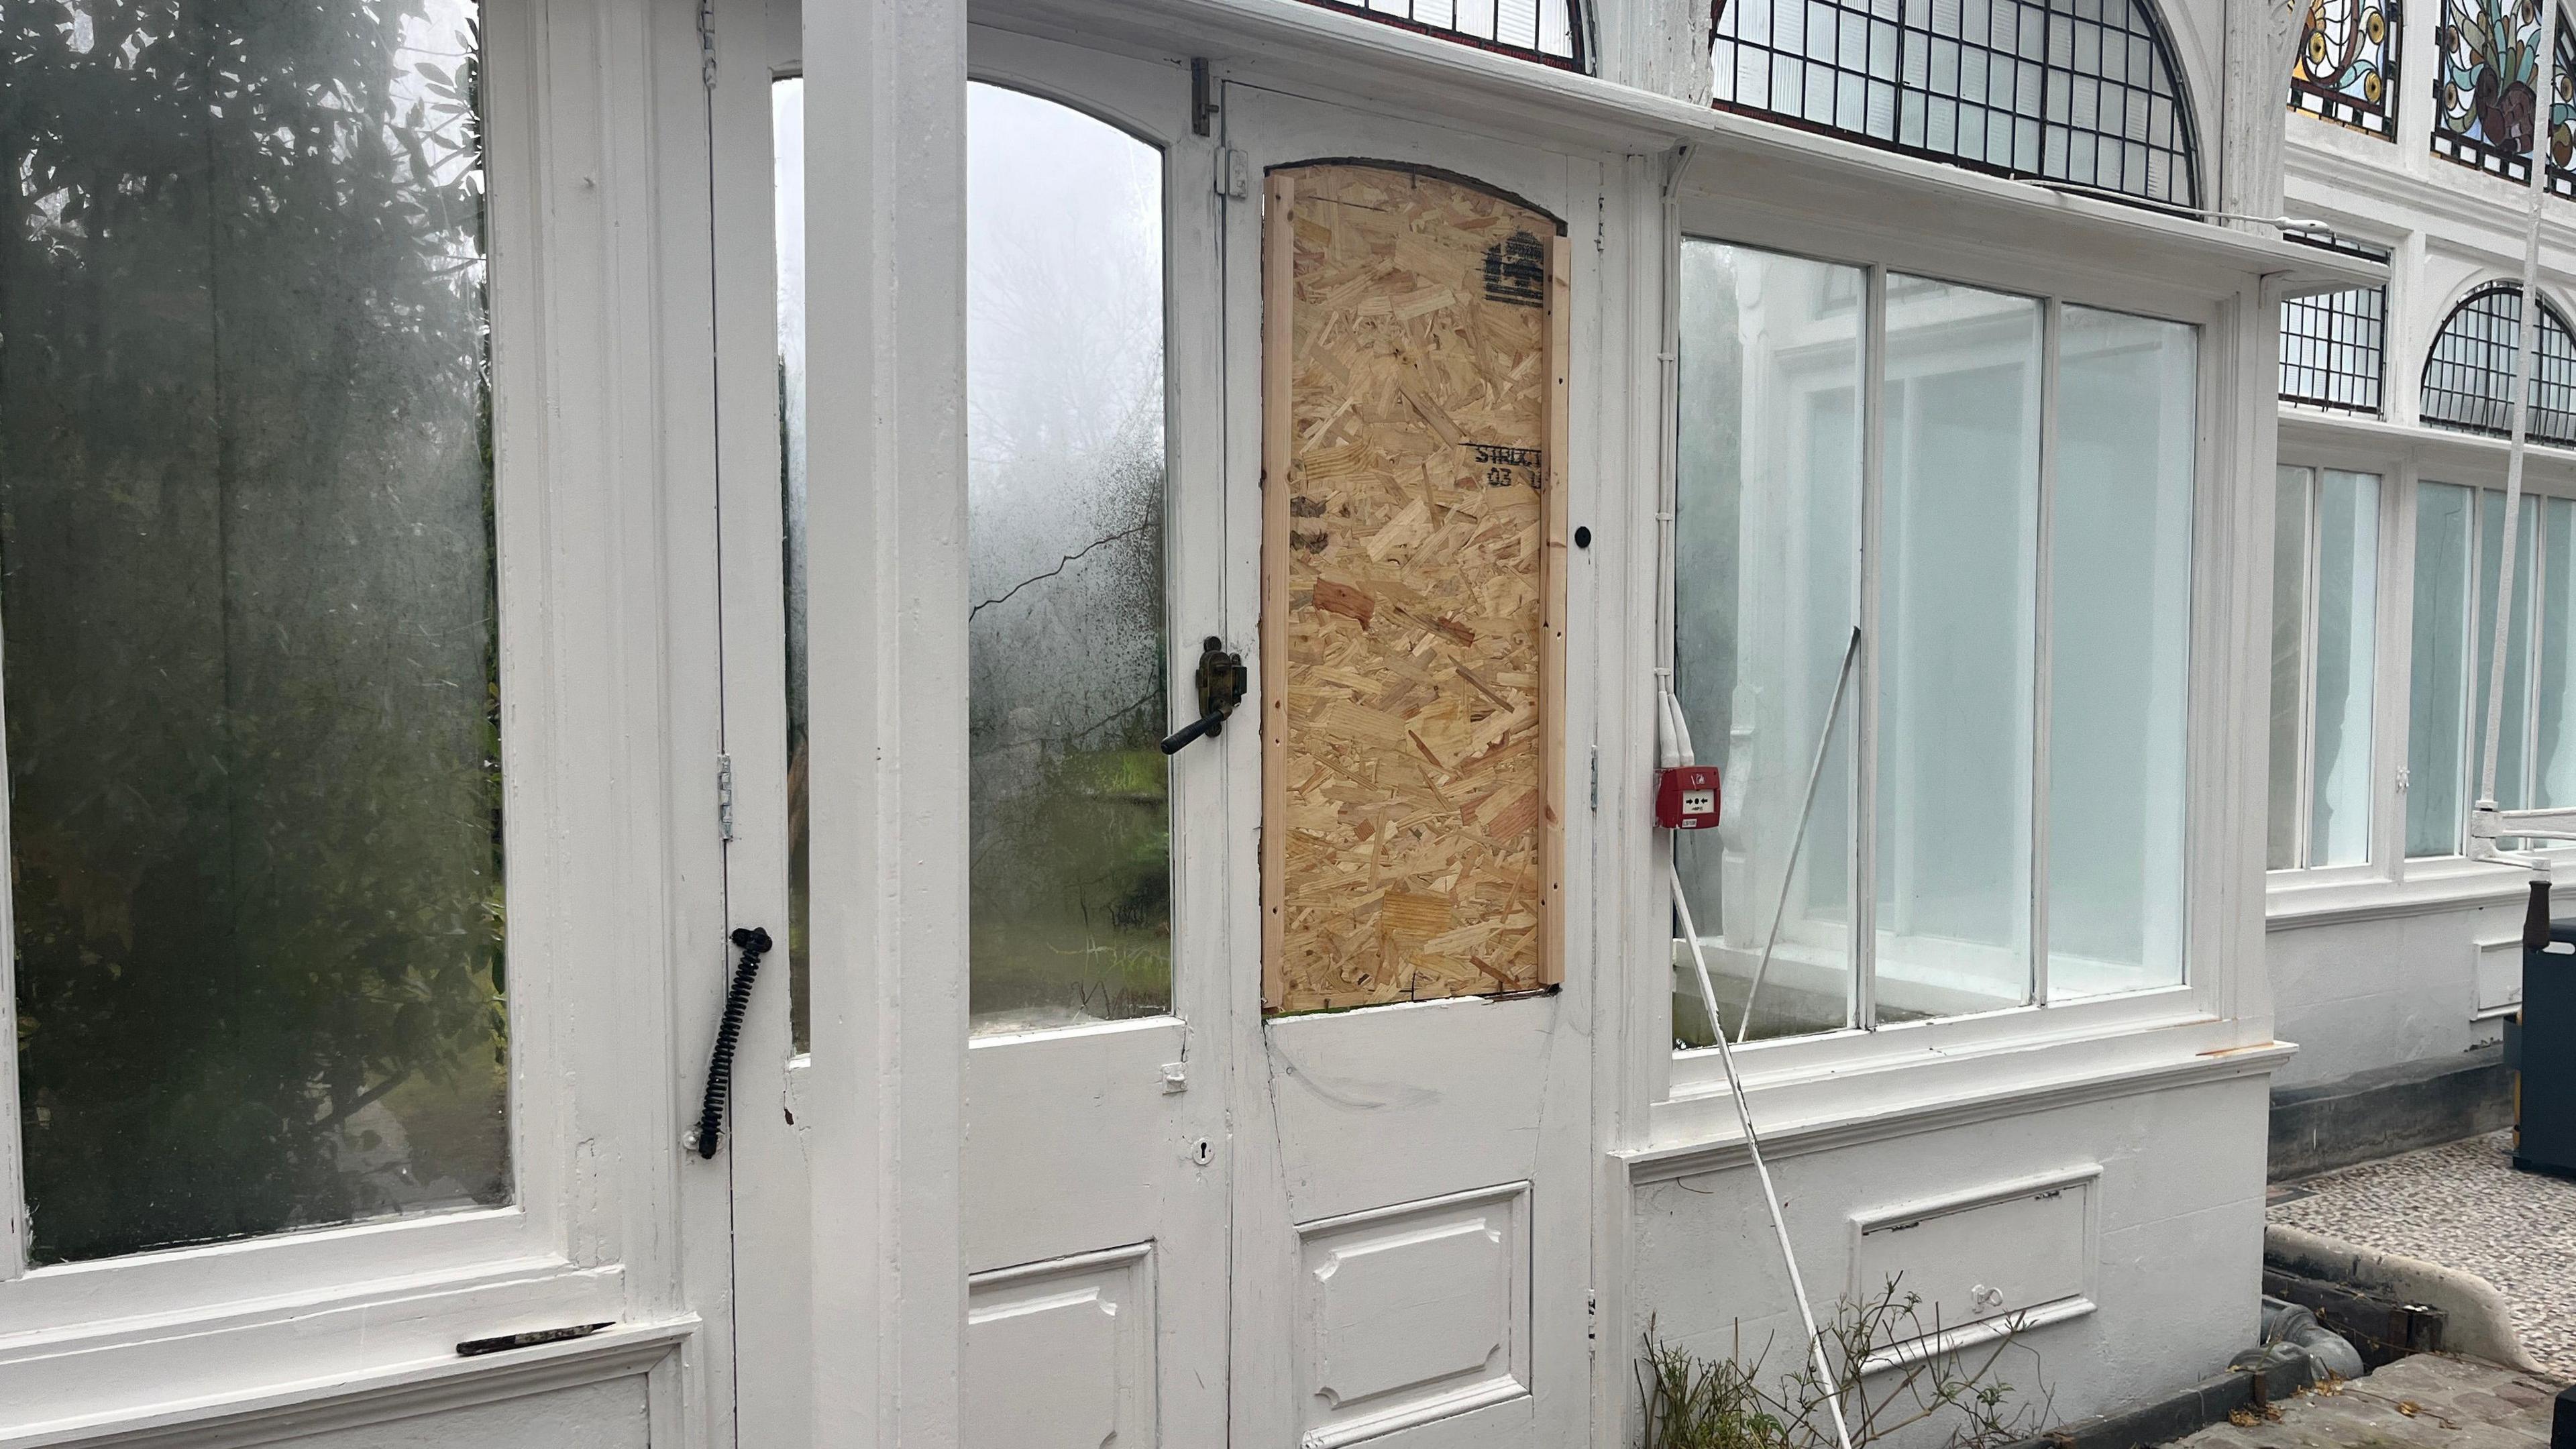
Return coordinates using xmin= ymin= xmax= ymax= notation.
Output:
xmin=1159 ymin=637 xmax=1248 ymax=755
xmin=1193 ymin=1138 xmax=1214 ymax=1167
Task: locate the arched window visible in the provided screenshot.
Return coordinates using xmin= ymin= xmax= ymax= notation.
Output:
xmin=2290 ymin=0 xmax=2400 ymax=140
xmin=2421 ymin=282 xmax=2576 ymax=445
xmin=1295 ymin=0 xmax=1589 ymax=69
xmin=1709 ymin=0 xmax=2200 ymax=207
xmin=2434 ymin=0 xmax=2576 ymax=196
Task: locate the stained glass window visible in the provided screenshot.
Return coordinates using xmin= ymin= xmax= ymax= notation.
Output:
xmin=1293 ymin=0 xmax=1587 ymax=69
xmin=2421 ymin=282 xmax=2576 ymax=446
xmin=2292 ymin=0 xmax=2401 ymax=137
xmin=2553 ymin=10 xmax=2575 ymax=196
xmin=1710 ymin=0 xmax=2200 ymax=207
xmin=2435 ymin=0 xmax=2552 ymax=184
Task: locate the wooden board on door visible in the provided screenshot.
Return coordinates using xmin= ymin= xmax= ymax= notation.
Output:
xmin=1259 ymin=162 xmax=1568 ymax=1016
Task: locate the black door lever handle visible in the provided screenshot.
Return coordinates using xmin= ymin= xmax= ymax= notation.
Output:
xmin=1161 ymin=637 xmax=1248 ymax=755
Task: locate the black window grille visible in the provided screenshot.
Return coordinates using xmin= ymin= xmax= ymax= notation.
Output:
xmin=1709 ymin=0 xmax=2200 ymax=207
xmin=1292 ymin=0 xmax=1588 ymax=70
xmin=2291 ymin=0 xmax=2400 ymax=139
xmin=2422 ymin=282 xmax=2576 ymax=446
xmin=2432 ymin=0 xmax=2576 ymax=191
xmin=2279 ymin=233 xmax=2392 ymax=415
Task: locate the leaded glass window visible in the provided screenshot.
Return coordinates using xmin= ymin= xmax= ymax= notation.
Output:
xmin=1292 ymin=0 xmax=1587 ymax=69
xmin=2553 ymin=11 xmax=2576 ymax=196
xmin=2279 ymin=234 xmax=2391 ymax=415
xmin=2434 ymin=0 xmax=2556 ymax=184
xmin=1709 ymin=0 xmax=2201 ymax=207
xmin=2292 ymin=0 xmax=2401 ymax=138
xmin=2421 ymin=282 xmax=2576 ymax=446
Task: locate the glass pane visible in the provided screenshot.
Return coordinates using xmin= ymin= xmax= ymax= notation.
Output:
xmin=2308 ymin=471 xmax=2379 ymax=867
xmin=5 ymin=0 xmax=506 ymax=1263
xmin=775 ymin=76 xmax=811 ymax=1053
xmin=2408 ymin=483 xmax=2474 ymax=857
xmin=2047 ymin=307 xmax=2192 ymax=1000
xmin=1876 ymin=278 xmax=2042 ymax=1023
xmin=2538 ymin=499 xmax=2576 ymax=807
xmin=1672 ymin=241 xmax=1865 ymax=1048
xmin=967 ymin=85 xmax=1171 ymax=1033
xmin=2474 ymin=490 xmax=2538 ymax=824
xmin=2267 ymin=468 xmax=2311 ymax=872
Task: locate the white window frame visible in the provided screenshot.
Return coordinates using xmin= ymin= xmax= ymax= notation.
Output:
xmin=1641 ymin=189 xmax=2269 ymax=1146
xmin=2267 ymin=409 xmax=2576 ymax=927
xmin=0 ymin=0 xmax=724 ymax=1428
xmin=2265 ymin=460 xmax=2398 ymax=881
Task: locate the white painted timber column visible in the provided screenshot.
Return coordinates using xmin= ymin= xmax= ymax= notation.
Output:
xmin=804 ymin=0 xmax=969 ymax=1444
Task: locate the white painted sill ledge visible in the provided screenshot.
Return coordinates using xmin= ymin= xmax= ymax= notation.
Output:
xmin=2266 ymin=857 xmax=2536 ymax=931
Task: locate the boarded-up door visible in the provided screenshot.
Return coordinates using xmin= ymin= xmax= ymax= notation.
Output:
xmin=1260 ymin=163 xmax=1568 ymax=1014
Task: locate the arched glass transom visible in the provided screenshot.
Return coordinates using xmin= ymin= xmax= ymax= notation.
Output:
xmin=1710 ymin=0 xmax=2200 ymax=206
xmin=2421 ymin=282 xmax=2576 ymax=446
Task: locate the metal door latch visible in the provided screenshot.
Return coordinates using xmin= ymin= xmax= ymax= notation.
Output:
xmin=1159 ymin=637 xmax=1248 ymax=755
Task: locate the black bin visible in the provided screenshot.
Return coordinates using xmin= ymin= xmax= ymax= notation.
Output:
xmin=2513 ymin=880 xmax=2576 ymax=1178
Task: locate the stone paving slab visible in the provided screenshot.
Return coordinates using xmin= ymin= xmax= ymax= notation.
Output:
xmin=2269 ymin=1131 xmax=2576 ymax=1377
xmin=2174 ymin=1355 xmax=2558 ymax=1449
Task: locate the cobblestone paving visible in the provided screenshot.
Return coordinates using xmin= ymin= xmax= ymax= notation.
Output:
xmin=2267 ymin=1132 xmax=2576 ymax=1379
xmin=2174 ymin=1355 xmax=2557 ymax=1449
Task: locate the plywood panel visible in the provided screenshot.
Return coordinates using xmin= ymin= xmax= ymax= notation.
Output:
xmin=1261 ymin=164 xmax=1566 ymax=1014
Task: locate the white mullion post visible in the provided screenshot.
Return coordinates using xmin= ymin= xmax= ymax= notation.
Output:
xmin=2029 ymin=297 xmax=2059 ymax=1008
xmin=1855 ymin=264 xmax=1886 ymax=1031
xmin=2526 ymin=506 xmax=2545 ymax=818
xmin=2296 ymin=470 xmax=2321 ymax=868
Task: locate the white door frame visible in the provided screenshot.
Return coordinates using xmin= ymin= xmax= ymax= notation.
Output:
xmin=802 ymin=0 xmax=972 ymax=1445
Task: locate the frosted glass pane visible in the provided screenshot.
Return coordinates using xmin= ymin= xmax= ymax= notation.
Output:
xmin=2308 ymin=471 xmax=2378 ymax=867
xmin=2408 ymin=483 xmax=2473 ymax=857
xmin=2474 ymin=491 xmax=2538 ymax=819
xmin=2047 ymin=307 xmax=2192 ymax=1000
xmin=2267 ymin=468 xmax=2310 ymax=872
xmin=966 ymin=85 xmax=1172 ymax=1033
xmin=5 ymin=0 xmax=506 ymax=1264
xmin=2538 ymin=499 xmax=2576 ymax=807
xmin=1672 ymin=242 xmax=1866 ymax=1047
xmin=1876 ymin=278 xmax=2041 ymax=1022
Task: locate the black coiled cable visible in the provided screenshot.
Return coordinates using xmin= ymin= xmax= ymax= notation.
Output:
xmin=694 ymin=925 xmax=772 ymax=1159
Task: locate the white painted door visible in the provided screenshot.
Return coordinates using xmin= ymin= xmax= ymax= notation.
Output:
xmin=947 ymin=30 xmax=1237 ymax=1449
xmin=1216 ymin=80 xmax=1600 ymax=1449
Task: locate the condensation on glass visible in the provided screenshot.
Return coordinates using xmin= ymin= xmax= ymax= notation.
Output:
xmin=2267 ymin=468 xmax=2380 ymax=873
xmin=1672 ymin=241 xmax=1865 ymax=1047
xmin=1711 ymin=0 xmax=2200 ymax=206
xmin=1876 ymin=277 xmax=2043 ymax=1022
xmin=5 ymin=0 xmax=506 ymax=1263
xmin=775 ymin=76 xmax=812 ymax=1053
xmin=966 ymin=85 xmax=1173 ymax=1033
xmin=2048 ymin=307 xmax=2193 ymax=1000
xmin=2409 ymin=482 xmax=2475 ymax=857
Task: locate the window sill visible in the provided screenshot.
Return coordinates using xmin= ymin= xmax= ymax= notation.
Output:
xmin=2265 ymin=858 xmax=2533 ymax=930
xmin=0 ymin=1255 xmax=630 ymax=1441
xmin=1630 ymin=1012 xmax=2290 ymax=1184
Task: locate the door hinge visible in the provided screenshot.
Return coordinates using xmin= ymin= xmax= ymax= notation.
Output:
xmin=1589 ymin=747 xmax=1599 ymax=812
xmin=2396 ymin=765 xmax=2411 ymax=792
xmin=695 ymin=0 xmax=717 ymax=91
xmin=717 ymin=753 xmax=737 ymax=842
xmin=1216 ymin=147 xmax=1251 ymax=200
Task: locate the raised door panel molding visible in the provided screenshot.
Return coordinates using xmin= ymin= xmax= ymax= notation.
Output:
xmin=1293 ymin=1184 xmax=1529 ymax=1448
xmin=1848 ymin=1167 xmax=2101 ymax=1372
xmin=965 ymin=1244 xmax=1155 ymax=1449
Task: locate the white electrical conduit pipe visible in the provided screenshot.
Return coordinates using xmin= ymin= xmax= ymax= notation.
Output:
xmin=2472 ymin=23 xmax=2567 ymax=859
xmin=1673 ymin=858 xmax=1857 ymax=1449
xmin=1732 ymin=627 xmax=1860 ymax=1044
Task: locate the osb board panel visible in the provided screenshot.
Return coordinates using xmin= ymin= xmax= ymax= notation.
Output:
xmin=1260 ymin=163 xmax=1567 ymax=1016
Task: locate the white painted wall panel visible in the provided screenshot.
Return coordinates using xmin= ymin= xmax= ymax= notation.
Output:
xmin=273 ymin=1378 xmax=648 ymax=1449
xmin=2268 ymin=904 xmax=2511 ymax=1088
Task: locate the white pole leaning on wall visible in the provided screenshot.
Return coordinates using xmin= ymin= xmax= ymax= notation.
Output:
xmin=2471 ymin=20 xmax=2569 ymax=859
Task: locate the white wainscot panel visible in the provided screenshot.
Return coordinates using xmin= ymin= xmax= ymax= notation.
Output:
xmin=965 ymin=1243 xmax=1156 ymax=1449
xmin=1294 ymin=1183 xmax=1530 ymax=1448
xmin=2475 ymin=932 xmax=2543 ymax=1019
xmin=1849 ymin=1167 xmax=2100 ymax=1371
xmin=281 ymin=1377 xmax=647 ymax=1449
